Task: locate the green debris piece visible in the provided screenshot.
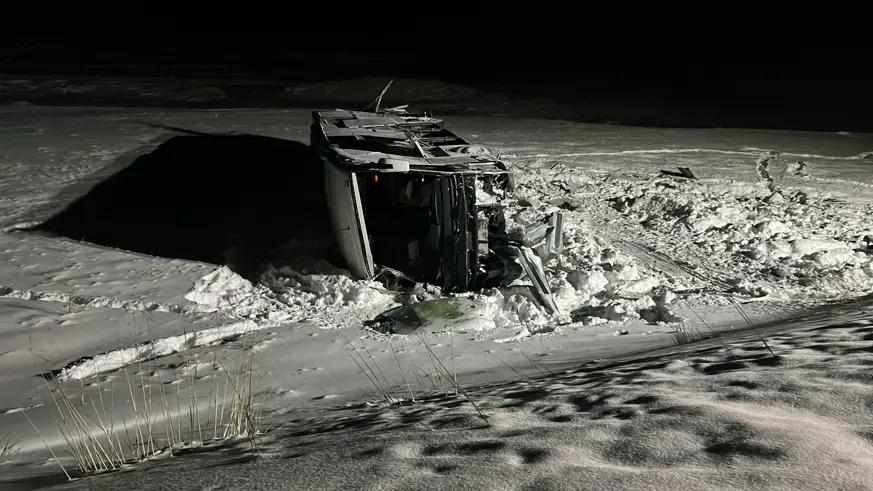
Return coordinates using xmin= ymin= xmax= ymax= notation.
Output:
xmin=411 ymin=297 xmax=465 ymax=322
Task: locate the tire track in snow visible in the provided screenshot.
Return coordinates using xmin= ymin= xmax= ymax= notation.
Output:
xmin=612 ymin=240 xmax=731 ymax=290
xmin=50 ymin=318 xmax=263 ymax=382
xmin=537 ymin=148 xmax=873 ymax=191
xmin=0 ymin=284 xmax=183 ymax=314
xmin=742 ymin=147 xmax=873 ymax=162
xmin=9 ymin=266 xmax=400 ymax=382
xmin=550 ymin=147 xmax=869 ymax=161
xmin=554 ymin=149 xmax=757 ymax=158
xmin=0 ymin=282 xmax=291 ymax=382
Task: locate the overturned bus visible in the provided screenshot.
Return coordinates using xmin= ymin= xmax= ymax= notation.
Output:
xmin=310 ymin=105 xmax=561 ymax=313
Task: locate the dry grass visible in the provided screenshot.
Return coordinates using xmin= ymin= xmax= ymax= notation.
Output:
xmin=346 ymin=331 xmax=489 ymax=424
xmin=672 ymin=322 xmax=705 ymax=345
xmin=27 ymin=327 xmax=262 ymax=480
xmin=0 ymin=432 xmax=19 ymax=464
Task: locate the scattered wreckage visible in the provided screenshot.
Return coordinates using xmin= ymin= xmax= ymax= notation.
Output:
xmin=310 ymin=82 xmax=564 ymax=327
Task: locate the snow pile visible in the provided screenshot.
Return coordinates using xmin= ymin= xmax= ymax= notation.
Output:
xmin=499 ymin=197 xmax=684 ymax=328
xmin=185 ymin=266 xmax=293 ymax=324
xmin=182 ymin=150 xmax=873 ymax=337
xmin=549 ymin=233 xmax=683 ymax=326
xmin=184 ymin=252 xmax=664 ymax=341
xmin=508 ymin=157 xmax=873 ymax=308
xmin=456 ymin=290 xmax=549 ymax=334
xmin=185 ymin=265 xmax=399 ymax=331
xmin=259 ymin=265 xmax=399 ymax=328
xmin=608 ymin=178 xmax=873 ymax=298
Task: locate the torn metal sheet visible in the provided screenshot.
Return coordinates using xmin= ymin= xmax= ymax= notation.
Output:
xmin=536 ymin=212 xmax=564 ymax=260
xmin=513 ymin=246 xmax=560 ymax=315
xmin=510 ymin=211 xmax=565 ymax=256
xmin=661 ymin=166 xmax=698 ymax=179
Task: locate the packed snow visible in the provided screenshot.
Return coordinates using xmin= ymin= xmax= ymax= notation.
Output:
xmin=0 ymin=77 xmax=871 ymax=490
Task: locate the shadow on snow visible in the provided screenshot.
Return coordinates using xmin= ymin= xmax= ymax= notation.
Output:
xmin=29 ymin=132 xmax=334 ymax=280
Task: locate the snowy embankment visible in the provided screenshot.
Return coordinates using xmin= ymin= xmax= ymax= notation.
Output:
xmin=34 ymin=139 xmax=873 ymax=383
xmin=0 ymin=93 xmax=871 ymax=488
xmin=30 ymin=307 xmax=873 ymax=491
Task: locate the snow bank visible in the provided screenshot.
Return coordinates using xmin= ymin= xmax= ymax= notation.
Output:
xmin=48 ymin=311 xmax=873 ymax=491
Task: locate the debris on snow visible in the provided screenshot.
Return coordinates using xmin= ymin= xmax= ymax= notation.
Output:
xmin=660 ymin=166 xmax=697 ymax=179
xmin=120 ymin=130 xmax=873 ymax=341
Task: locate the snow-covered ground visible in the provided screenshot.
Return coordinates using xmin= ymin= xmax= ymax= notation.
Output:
xmin=24 ymin=306 xmax=873 ymax=491
xmin=1 ymin=78 xmax=872 ymax=490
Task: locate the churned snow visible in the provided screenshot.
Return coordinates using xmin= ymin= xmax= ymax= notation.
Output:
xmin=0 ymin=77 xmax=871 ymax=490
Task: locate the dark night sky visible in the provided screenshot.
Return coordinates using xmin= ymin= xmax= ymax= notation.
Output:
xmin=4 ymin=35 xmax=862 ymax=83
xmin=1 ymin=39 xmax=859 ymax=92
xmin=0 ymin=31 xmax=868 ymax=131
